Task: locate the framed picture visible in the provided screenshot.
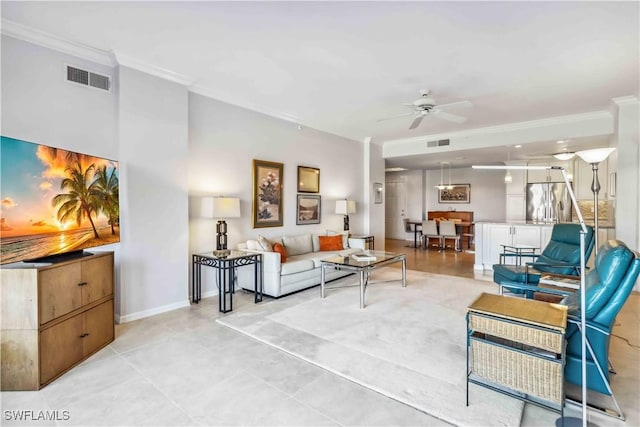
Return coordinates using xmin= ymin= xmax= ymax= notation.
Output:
xmin=438 ymin=184 xmax=470 ymax=204
xmin=373 ymin=182 xmax=383 ymax=204
xmin=252 ymin=159 xmax=284 ymax=228
xmin=296 ymin=195 xmax=321 ymax=225
xmin=297 ymin=166 xmax=320 ymax=193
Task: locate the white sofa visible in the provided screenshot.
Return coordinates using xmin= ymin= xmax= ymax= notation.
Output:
xmin=237 ymin=233 xmax=365 ymax=297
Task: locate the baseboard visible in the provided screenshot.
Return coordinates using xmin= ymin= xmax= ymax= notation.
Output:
xmin=117 ymin=299 xmax=190 ymax=323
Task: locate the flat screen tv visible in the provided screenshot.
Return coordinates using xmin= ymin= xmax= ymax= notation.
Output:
xmin=1 ymin=136 xmax=119 ymax=264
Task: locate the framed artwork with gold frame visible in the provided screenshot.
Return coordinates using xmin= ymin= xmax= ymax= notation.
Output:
xmin=297 ymin=166 xmax=320 ymax=193
xmin=253 ymin=159 xmax=284 ymax=228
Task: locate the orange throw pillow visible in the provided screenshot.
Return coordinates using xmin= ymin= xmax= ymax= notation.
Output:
xmin=319 ymin=235 xmax=343 ymax=251
xmin=273 ymin=242 xmax=287 ymax=263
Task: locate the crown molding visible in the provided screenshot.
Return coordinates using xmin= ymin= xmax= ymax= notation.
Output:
xmin=611 ymin=96 xmax=639 ymax=107
xmin=2 ymin=19 xmax=196 ymax=85
xmin=113 ymin=51 xmax=195 ymax=86
xmin=383 ymin=110 xmax=613 ymax=146
xmin=1 ymin=19 xmax=116 ymax=67
xmin=189 ymin=84 xmax=301 ymax=124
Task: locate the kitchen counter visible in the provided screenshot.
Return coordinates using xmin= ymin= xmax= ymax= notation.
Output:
xmin=475 ymin=220 xmax=615 ymax=229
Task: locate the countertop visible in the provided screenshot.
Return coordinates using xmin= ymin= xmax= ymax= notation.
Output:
xmin=474 ymin=220 xmax=615 ymax=229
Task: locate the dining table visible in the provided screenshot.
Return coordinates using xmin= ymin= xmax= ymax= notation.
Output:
xmin=406 ymin=220 xmax=423 ymax=248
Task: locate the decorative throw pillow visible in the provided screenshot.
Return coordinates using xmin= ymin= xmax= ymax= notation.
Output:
xmin=246 ymin=240 xmax=262 ymax=251
xmin=257 ymin=235 xmax=273 ymax=252
xmin=273 ymin=242 xmax=287 ymax=263
xmin=326 ymin=230 xmax=349 ymax=249
xmin=319 ymin=235 xmax=343 ymax=251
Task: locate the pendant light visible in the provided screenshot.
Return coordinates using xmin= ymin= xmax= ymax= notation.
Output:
xmin=435 ymin=162 xmax=446 ymax=190
xmin=504 ymin=149 xmax=513 ymax=184
xmin=435 ymin=162 xmax=454 ymax=190
xmin=446 ymin=162 xmax=454 ymax=189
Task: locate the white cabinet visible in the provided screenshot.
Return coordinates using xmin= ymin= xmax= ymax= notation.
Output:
xmin=481 ymin=223 xmax=543 ymax=269
xmin=505 ymin=164 xmax=526 ymax=221
xmin=506 ymin=195 xmax=525 ymax=222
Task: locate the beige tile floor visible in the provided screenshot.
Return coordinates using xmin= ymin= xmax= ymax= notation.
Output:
xmin=1 ymin=241 xmax=637 ymax=426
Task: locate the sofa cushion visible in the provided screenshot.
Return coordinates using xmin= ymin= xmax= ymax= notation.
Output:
xmin=257 ymin=235 xmax=274 ymax=252
xmin=273 ymin=242 xmax=287 ymax=263
xmin=280 ymin=259 xmax=315 ymax=275
xmin=282 ymin=234 xmax=313 ymax=256
xmin=247 ymin=240 xmax=262 ymax=251
xmin=319 ymin=235 xmax=343 ymax=251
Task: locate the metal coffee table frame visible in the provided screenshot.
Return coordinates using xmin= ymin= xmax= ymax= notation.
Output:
xmin=320 ymin=251 xmax=406 ymax=308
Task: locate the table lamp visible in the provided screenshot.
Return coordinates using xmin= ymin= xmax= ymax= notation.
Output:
xmin=201 ymin=196 xmax=241 ymax=254
xmin=335 ymin=199 xmax=356 ymax=231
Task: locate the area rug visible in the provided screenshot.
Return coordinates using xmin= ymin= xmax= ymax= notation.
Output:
xmin=217 ymin=269 xmax=524 ymax=426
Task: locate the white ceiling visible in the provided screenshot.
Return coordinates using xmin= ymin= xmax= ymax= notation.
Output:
xmin=2 ymin=1 xmax=638 ymax=169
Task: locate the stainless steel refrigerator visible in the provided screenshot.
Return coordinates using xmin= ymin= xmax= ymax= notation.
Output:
xmin=526 ymin=182 xmax=573 ymax=223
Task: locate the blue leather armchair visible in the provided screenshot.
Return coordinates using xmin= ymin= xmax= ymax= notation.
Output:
xmin=493 ymin=223 xmax=594 ymax=293
xmin=563 ymin=240 xmax=640 ymax=418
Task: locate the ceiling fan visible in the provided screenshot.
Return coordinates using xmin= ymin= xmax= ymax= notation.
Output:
xmin=379 ymin=90 xmax=473 ymax=130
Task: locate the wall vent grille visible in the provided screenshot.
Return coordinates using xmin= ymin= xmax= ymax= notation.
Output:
xmin=427 ymin=139 xmax=450 ymax=147
xmin=66 ymin=65 xmax=111 ymax=91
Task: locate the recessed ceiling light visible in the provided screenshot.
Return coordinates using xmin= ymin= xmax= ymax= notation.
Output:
xmin=557 ymin=140 xmax=568 ymax=144
xmin=514 ymin=145 xmax=522 ymax=148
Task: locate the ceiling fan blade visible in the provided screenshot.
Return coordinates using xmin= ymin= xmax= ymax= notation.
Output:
xmin=377 ymin=112 xmax=415 ymax=122
xmin=409 ymin=115 xmax=425 ymax=129
xmin=433 ymin=111 xmax=467 ymax=123
xmin=435 ymin=100 xmax=473 ymax=110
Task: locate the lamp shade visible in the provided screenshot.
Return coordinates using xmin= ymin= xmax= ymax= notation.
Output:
xmin=201 ymin=196 xmax=240 ymax=219
xmin=335 ymin=199 xmax=356 ymax=215
xmin=576 ymin=147 xmax=616 ymax=164
xmin=553 ymin=152 xmax=576 ymax=161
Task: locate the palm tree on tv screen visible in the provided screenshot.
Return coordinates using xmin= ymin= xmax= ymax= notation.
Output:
xmin=90 ymin=165 xmax=119 ymax=235
xmin=52 ymin=161 xmax=100 ymax=239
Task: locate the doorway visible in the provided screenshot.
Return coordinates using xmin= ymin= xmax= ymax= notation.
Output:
xmin=385 ymin=180 xmax=407 ymax=239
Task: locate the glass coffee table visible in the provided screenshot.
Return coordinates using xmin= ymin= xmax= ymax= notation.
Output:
xmin=320 ymin=251 xmax=406 ymax=308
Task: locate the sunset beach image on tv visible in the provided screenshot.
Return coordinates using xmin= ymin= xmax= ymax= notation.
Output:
xmin=1 ymin=136 xmax=119 ymax=264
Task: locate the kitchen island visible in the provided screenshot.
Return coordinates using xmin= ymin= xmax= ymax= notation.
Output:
xmin=474 ymin=221 xmax=614 ymax=271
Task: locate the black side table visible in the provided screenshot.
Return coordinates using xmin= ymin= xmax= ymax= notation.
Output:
xmin=192 ymin=250 xmax=262 ymax=313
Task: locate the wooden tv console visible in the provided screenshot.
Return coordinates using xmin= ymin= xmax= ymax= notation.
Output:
xmin=1 ymin=251 xmax=115 ymax=390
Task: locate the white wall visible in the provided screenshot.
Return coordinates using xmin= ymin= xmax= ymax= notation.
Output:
xmin=0 ymin=35 xmax=122 ymax=310
xmin=1 ymin=36 xmax=117 ymax=155
xmin=117 ymin=66 xmax=189 ymax=321
xmin=188 ymin=93 xmax=363 ymax=297
xmin=365 ymin=141 xmax=386 ymax=248
xmin=426 ymin=167 xmax=506 ymax=221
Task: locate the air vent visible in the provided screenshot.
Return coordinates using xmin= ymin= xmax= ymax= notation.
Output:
xmin=427 ymin=139 xmax=450 ymax=148
xmin=66 ymin=65 xmax=111 ymax=92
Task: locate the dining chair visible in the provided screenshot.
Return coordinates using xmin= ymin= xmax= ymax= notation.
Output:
xmin=421 ymin=220 xmax=442 ymax=249
xmin=439 ymin=220 xmax=461 ymax=252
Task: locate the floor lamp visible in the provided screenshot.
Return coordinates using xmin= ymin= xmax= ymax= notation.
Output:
xmin=472 ymin=164 xmax=589 ymax=427
xmin=575 ymin=148 xmax=616 ymax=257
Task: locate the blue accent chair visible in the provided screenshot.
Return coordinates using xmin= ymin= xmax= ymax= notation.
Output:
xmin=493 ymin=224 xmax=595 ymax=294
xmin=562 ymin=240 xmax=640 ymax=418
